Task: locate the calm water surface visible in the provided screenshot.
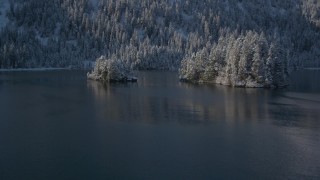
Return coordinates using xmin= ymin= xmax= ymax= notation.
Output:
xmin=0 ymin=70 xmax=319 ymax=180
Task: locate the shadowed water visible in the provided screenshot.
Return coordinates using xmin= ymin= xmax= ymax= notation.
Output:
xmin=0 ymin=70 xmax=319 ymax=180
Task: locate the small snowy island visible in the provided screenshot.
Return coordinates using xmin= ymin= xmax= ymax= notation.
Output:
xmin=87 ymin=56 xmax=137 ymax=83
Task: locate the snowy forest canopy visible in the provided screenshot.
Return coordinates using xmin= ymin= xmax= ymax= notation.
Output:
xmin=0 ymin=0 xmax=320 ymax=70
xmin=179 ymin=31 xmax=290 ymax=88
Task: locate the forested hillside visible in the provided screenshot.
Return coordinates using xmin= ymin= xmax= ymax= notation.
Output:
xmin=0 ymin=0 xmax=319 ymax=70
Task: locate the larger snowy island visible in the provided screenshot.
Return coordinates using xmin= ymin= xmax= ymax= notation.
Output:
xmin=179 ymin=31 xmax=289 ymax=88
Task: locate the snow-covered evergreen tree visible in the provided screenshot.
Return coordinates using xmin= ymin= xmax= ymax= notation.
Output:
xmin=87 ymin=56 xmax=134 ymax=82
xmin=179 ymin=31 xmax=288 ymax=88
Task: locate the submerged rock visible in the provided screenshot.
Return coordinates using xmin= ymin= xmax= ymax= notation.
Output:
xmin=87 ymin=56 xmax=137 ymax=82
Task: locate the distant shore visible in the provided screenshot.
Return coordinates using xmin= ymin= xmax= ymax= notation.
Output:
xmin=0 ymin=68 xmax=71 ymax=72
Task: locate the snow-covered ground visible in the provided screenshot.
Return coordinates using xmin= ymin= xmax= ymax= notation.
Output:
xmin=0 ymin=0 xmax=9 ymax=29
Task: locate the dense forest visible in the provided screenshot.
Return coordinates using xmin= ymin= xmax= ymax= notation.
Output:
xmin=0 ymin=0 xmax=319 ymax=76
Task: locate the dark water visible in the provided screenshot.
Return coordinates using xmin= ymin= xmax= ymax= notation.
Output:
xmin=0 ymin=70 xmax=319 ymax=180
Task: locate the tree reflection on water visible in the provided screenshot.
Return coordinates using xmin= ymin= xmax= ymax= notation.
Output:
xmin=87 ymin=71 xmax=320 ymax=129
